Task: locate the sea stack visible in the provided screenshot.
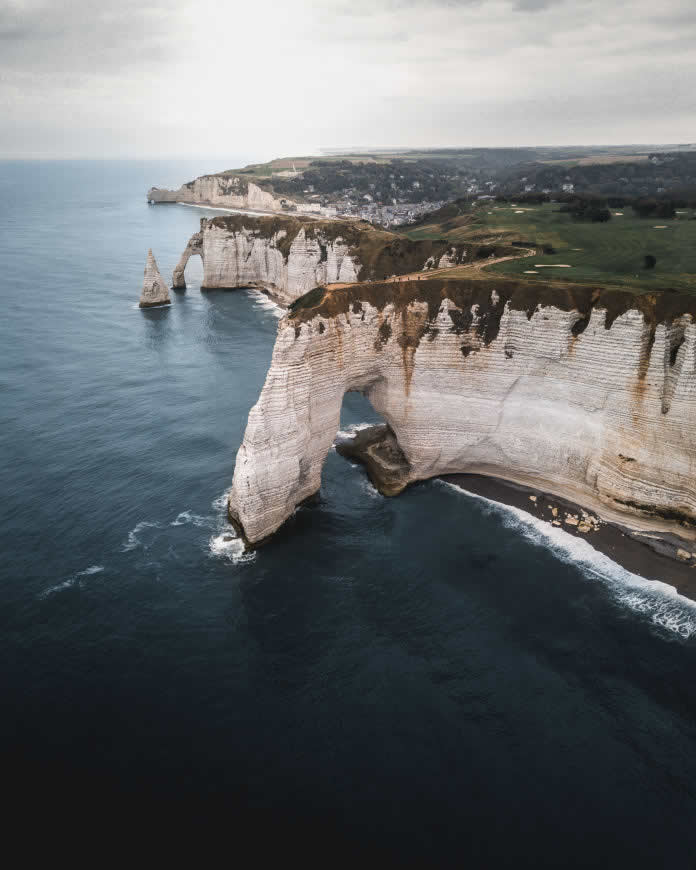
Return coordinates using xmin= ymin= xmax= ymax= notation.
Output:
xmin=139 ymin=249 xmax=171 ymax=308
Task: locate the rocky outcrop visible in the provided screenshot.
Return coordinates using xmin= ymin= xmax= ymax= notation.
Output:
xmin=173 ymin=215 xmax=469 ymax=304
xmin=139 ymin=249 xmax=171 ymax=308
xmin=147 ymin=174 xmax=294 ymax=212
xmin=228 ymin=278 xmax=696 ymax=561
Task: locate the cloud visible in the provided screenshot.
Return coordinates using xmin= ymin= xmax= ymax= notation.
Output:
xmin=513 ymin=0 xmax=555 ymax=10
xmin=0 ymin=0 xmax=693 ymax=158
xmin=0 ymin=1 xmax=181 ymax=74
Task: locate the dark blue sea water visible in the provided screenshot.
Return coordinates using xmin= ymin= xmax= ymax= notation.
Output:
xmin=2 ymin=161 xmax=696 ymax=861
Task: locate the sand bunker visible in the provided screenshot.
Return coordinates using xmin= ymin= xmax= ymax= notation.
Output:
xmin=653 ymin=225 xmax=668 ymax=229
xmin=614 ymin=212 xmax=624 ymax=216
xmin=524 ymin=270 xmax=538 ymax=274
xmin=535 ymin=264 xmax=572 ymax=268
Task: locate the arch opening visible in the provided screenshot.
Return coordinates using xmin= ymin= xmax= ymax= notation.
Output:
xmin=333 ymin=388 xmax=412 ymax=498
xmin=172 ymin=233 xmax=204 ymax=289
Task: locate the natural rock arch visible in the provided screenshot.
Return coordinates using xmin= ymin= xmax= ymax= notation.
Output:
xmin=227 ymin=280 xmax=696 ymax=552
xmin=172 ymin=231 xmax=203 ymax=289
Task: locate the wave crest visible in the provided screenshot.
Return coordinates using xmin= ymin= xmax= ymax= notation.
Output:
xmin=439 ymin=480 xmax=696 ymax=640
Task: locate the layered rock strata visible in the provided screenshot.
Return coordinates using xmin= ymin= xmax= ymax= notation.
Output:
xmin=228 ymin=278 xmax=696 ymax=562
xmin=139 ymin=249 xmax=171 ymax=308
xmin=173 ymin=215 xmax=469 ymax=305
xmin=147 ymin=174 xmax=293 ymax=212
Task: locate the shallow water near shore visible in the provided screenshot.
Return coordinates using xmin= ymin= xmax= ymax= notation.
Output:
xmin=1 ymin=160 xmax=696 ymax=860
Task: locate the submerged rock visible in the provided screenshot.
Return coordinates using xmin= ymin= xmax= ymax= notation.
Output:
xmin=139 ymin=249 xmax=171 ymax=308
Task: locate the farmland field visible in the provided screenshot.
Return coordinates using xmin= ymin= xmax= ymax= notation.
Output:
xmin=406 ymin=202 xmax=696 ymax=293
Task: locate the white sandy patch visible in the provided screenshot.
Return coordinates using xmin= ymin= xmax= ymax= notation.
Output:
xmin=653 ymin=225 xmax=668 ymax=229
xmin=535 ymin=264 xmax=572 ymax=268
xmin=614 ymin=212 xmax=624 ymax=216
xmin=524 ymin=270 xmax=538 ymax=274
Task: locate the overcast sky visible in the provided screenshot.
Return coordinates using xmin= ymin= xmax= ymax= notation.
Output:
xmin=1 ymin=0 xmax=694 ymax=159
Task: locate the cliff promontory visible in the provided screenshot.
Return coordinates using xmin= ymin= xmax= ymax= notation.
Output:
xmin=228 ymin=278 xmax=696 ymax=561
xmin=173 ymin=215 xmax=471 ymax=305
xmin=147 ymin=174 xmax=294 ymax=212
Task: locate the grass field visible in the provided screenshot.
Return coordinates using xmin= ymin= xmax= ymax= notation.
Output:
xmin=406 ymin=202 xmax=696 ymax=293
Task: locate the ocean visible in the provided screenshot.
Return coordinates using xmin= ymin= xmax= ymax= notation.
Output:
xmin=1 ymin=160 xmax=695 ymax=861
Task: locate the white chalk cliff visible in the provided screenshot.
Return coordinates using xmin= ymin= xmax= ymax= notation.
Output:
xmin=228 ymin=279 xmax=696 ymax=561
xmin=172 ymin=215 xmax=468 ymax=305
xmin=147 ymin=174 xmax=294 ymax=212
xmin=139 ymin=249 xmax=171 ymax=308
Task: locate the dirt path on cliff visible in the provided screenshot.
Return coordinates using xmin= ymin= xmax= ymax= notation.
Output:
xmin=325 ymin=247 xmax=536 ymax=291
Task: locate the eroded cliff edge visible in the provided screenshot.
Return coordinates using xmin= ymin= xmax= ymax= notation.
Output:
xmin=148 ymin=174 xmax=294 ymax=212
xmin=172 ymin=214 xmax=476 ymax=305
xmin=228 ymin=278 xmax=696 ymax=561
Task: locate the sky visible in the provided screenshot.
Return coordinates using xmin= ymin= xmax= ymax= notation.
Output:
xmin=0 ymin=0 xmax=694 ymax=159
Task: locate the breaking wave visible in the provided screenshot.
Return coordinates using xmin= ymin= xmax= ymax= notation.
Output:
xmin=360 ymin=477 xmax=383 ymax=499
xmin=170 ymin=510 xmax=214 ymax=528
xmin=244 ymin=288 xmax=284 ymax=318
xmin=208 ymin=488 xmax=255 ymax=564
xmin=334 ymin=422 xmax=376 ymax=442
xmin=208 ymin=532 xmax=255 ymax=563
xmin=439 ymin=480 xmax=696 ymax=640
xmin=41 ymin=565 xmax=104 ymax=598
xmin=122 ymin=520 xmax=163 ymax=551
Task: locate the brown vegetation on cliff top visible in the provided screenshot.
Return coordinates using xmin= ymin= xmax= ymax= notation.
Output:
xmin=289 ymin=277 xmax=696 ymax=346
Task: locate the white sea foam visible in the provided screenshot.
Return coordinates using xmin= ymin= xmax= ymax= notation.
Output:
xmin=204 ymin=488 xmax=255 ymax=563
xmin=131 ymin=303 xmax=170 ymax=310
xmin=244 ymin=288 xmax=284 ymax=318
xmin=360 ymin=477 xmax=383 ymax=499
xmin=41 ymin=565 xmax=104 ymax=598
xmin=334 ymin=422 xmax=376 ymax=442
xmin=170 ymin=510 xmax=214 ymax=528
xmin=208 ymin=532 xmax=255 ymax=563
xmin=212 ymin=488 xmax=232 ymax=513
xmin=438 ymin=480 xmax=696 ymax=639
xmin=122 ymin=520 xmax=162 ymax=551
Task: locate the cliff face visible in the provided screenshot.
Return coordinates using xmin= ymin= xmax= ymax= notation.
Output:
xmin=139 ymin=249 xmax=170 ymax=308
xmin=147 ymin=174 xmax=293 ymax=212
xmin=173 ymin=215 xmax=469 ymax=304
xmin=228 ymin=279 xmax=696 ymax=558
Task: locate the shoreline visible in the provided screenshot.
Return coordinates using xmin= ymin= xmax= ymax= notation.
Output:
xmin=443 ymin=473 xmax=696 ymax=600
xmin=334 ymin=426 xmax=696 ymax=598
xmin=163 ymin=201 xmax=341 ymax=221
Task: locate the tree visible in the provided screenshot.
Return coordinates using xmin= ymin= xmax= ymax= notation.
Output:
xmin=644 ymin=254 xmax=657 ymax=269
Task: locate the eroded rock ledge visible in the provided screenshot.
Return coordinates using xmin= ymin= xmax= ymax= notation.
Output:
xmin=228 ymin=277 xmax=696 ymax=559
xmin=172 ymin=215 xmax=473 ymax=305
